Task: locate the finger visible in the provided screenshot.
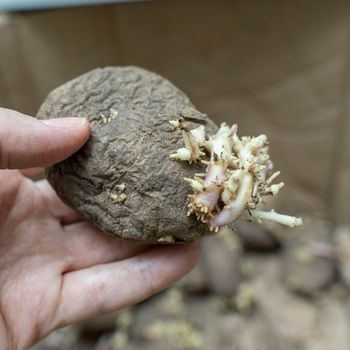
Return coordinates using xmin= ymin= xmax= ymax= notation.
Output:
xmin=63 ymin=221 xmax=149 ymax=270
xmin=55 ymin=243 xmax=200 ymax=327
xmin=20 ymin=167 xmax=44 ymax=179
xmin=0 ymin=108 xmax=90 ymax=169
xmin=35 ymin=179 xmax=83 ymax=225
xmin=0 ymin=169 xmax=23 ymax=222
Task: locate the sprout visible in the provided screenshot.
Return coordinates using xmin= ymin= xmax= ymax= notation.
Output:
xmin=169 ymin=119 xmax=205 ymax=163
xmin=249 ymin=209 xmax=303 ymax=228
xmin=169 ymin=119 xmax=303 ymax=232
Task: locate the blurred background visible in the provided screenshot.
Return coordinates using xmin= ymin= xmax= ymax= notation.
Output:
xmin=1 ymin=0 xmax=350 ymax=349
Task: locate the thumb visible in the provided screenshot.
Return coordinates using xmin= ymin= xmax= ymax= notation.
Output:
xmin=0 ymin=108 xmax=90 ymax=169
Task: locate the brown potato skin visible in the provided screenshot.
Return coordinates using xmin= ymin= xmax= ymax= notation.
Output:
xmin=38 ymin=66 xmax=217 ymax=243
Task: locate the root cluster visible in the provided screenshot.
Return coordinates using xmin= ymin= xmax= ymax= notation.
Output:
xmin=169 ymin=119 xmax=303 ymax=232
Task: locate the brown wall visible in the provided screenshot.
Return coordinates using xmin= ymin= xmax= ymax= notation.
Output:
xmin=0 ymin=0 xmax=349 ymax=224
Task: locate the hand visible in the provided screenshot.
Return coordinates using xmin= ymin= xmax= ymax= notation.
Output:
xmin=0 ymin=108 xmax=199 ymax=350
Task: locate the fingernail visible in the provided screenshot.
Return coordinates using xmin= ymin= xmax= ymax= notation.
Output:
xmin=42 ymin=117 xmax=87 ymax=128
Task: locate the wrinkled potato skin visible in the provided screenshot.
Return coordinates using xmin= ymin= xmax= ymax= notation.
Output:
xmin=38 ymin=66 xmax=217 ymax=243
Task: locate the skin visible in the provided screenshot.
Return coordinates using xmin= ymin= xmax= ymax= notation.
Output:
xmin=0 ymin=108 xmax=199 ymax=350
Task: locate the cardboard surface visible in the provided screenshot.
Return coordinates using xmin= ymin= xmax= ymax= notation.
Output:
xmin=0 ymin=0 xmax=349 ymax=223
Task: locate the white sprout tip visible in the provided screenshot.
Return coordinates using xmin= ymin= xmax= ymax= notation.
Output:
xmin=184 ymin=178 xmax=203 ymax=192
xmin=251 ymin=134 xmax=268 ymax=149
xmin=230 ymin=124 xmax=238 ymax=134
xmin=270 ymin=182 xmax=285 ymax=196
xmin=190 ymin=125 xmax=206 ymax=144
xmin=169 ymin=120 xmax=179 ymax=127
xmin=114 ymin=183 xmax=126 ymax=192
xmin=169 ymin=148 xmax=191 ymax=161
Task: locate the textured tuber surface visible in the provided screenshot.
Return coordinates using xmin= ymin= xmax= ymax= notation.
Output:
xmin=38 ymin=66 xmax=217 ymax=243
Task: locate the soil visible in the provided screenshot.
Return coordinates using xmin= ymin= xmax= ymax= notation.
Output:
xmin=38 ymin=66 xmax=217 ymax=243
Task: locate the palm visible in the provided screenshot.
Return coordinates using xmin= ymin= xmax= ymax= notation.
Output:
xmin=0 ymin=171 xmax=67 ymax=347
xmin=0 ymin=171 xmax=198 ymax=349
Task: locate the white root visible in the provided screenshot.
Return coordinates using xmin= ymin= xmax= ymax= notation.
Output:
xmin=249 ymin=209 xmax=303 ymax=228
xmin=169 ymin=119 xmax=303 ymax=231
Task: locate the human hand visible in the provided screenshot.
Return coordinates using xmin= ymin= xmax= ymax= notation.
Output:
xmin=0 ymin=108 xmax=199 ymax=350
